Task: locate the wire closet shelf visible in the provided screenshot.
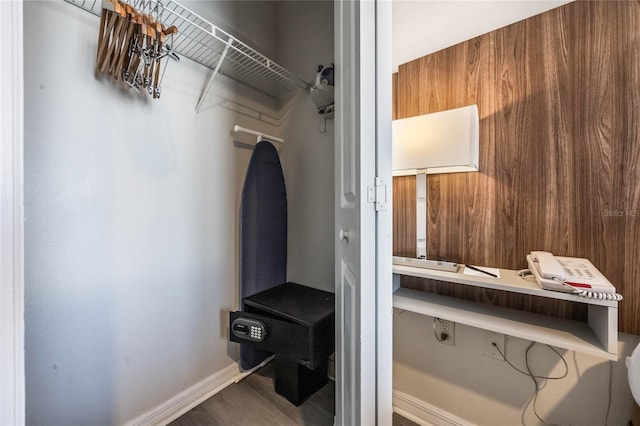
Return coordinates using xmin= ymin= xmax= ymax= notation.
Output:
xmin=65 ymin=0 xmax=311 ymax=103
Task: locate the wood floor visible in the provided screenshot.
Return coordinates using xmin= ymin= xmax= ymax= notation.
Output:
xmin=169 ymin=363 xmax=418 ymax=426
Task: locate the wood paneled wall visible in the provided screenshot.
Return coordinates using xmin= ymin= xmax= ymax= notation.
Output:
xmin=393 ymin=1 xmax=640 ymax=334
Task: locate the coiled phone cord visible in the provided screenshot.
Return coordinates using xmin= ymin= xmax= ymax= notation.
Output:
xmin=517 ymin=270 xmax=623 ymax=301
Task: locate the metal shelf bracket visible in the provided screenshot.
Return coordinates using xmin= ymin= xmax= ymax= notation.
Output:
xmin=195 ymin=38 xmax=232 ymax=114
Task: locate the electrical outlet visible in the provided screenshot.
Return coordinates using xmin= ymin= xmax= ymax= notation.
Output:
xmin=483 ymin=331 xmax=506 ymax=360
xmin=433 ymin=318 xmax=455 ymax=346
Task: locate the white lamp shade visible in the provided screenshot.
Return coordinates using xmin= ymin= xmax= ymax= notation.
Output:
xmin=392 ymin=104 xmax=479 ymax=176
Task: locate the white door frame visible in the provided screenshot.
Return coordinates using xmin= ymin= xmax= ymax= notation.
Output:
xmin=334 ymin=0 xmax=392 ymax=424
xmin=0 ymin=0 xmax=25 ymax=425
xmin=375 ymin=0 xmax=393 ymax=424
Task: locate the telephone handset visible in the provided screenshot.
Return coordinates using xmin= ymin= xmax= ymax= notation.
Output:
xmin=525 ymin=251 xmax=623 ymax=301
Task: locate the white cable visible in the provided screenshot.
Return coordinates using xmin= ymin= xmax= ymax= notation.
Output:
xmin=517 ymin=269 xmax=533 ymax=278
xmin=552 ymin=277 xmax=623 ymax=301
xmin=519 ymin=269 xmax=622 ymax=301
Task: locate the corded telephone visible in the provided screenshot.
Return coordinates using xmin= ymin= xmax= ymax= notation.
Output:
xmin=524 ymin=251 xmax=623 ymax=301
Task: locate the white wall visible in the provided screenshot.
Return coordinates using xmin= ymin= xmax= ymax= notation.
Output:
xmin=186 ymin=0 xmax=279 ymax=61
xmin=394 ymin=311 xmax=640 ymax=425
xmin=276 ymin=1 xmax=335 ymax=293
xmin=23 ymin=1 xmax=283 ymax=424
xmin=392 ymin=0 xmax=573 ymax=72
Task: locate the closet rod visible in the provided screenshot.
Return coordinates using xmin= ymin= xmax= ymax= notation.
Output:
xmin=233 ymin=125 xmax=284 ymax=144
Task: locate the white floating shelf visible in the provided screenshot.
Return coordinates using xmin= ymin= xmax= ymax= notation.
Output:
xmin=64 ymin=0 xmax=310 ymax=104
xmin=393 ymin=264 xmax=617 ymax=307
xmin=393 ymin=265 xmax=618 ymax=360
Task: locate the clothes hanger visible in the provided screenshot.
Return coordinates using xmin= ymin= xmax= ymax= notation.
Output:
xmin=95 ymin=0 xmax=178 ymax=97
xmin=112 ymin=4 xmax=137 ymax=80
xmin=153 ymin=25 xmax=178 ymax=98
xmin=96 ymin=0 xmax=124 ymax=71
xmin=102 ymin=3 xmax=129 ymax=73
xmin=109 ymin=3 xmax=137 ymax=76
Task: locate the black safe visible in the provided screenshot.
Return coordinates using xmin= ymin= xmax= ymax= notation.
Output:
xmin=230 ymin=282 xmax=335 ymax=405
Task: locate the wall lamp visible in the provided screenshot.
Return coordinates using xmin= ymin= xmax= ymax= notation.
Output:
xmin=392 ymin=104 xmax=479 ymax=271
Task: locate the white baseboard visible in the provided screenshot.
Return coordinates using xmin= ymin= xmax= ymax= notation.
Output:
xmin=125 ymin=363 xmax=241 ymax=426
xmin=393 ymin=390 xmax=473 ymax=426
xmin=125 ymin=367 xmax=467 ymax=426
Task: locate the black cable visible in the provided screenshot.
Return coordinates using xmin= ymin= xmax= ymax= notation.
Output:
xmin=605 ymin=360 xmax=613 ymax=425
xmin=525 ymin=342 xmax=563 ymax=426
xmin=494 ymin=343 xmax=568 ymax=380
xmin=495 ymin=341 xmax=568 ymax=425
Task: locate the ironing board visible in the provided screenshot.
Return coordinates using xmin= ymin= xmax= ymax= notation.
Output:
xmin=239 ymin=140 xmax=287 ymax=370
